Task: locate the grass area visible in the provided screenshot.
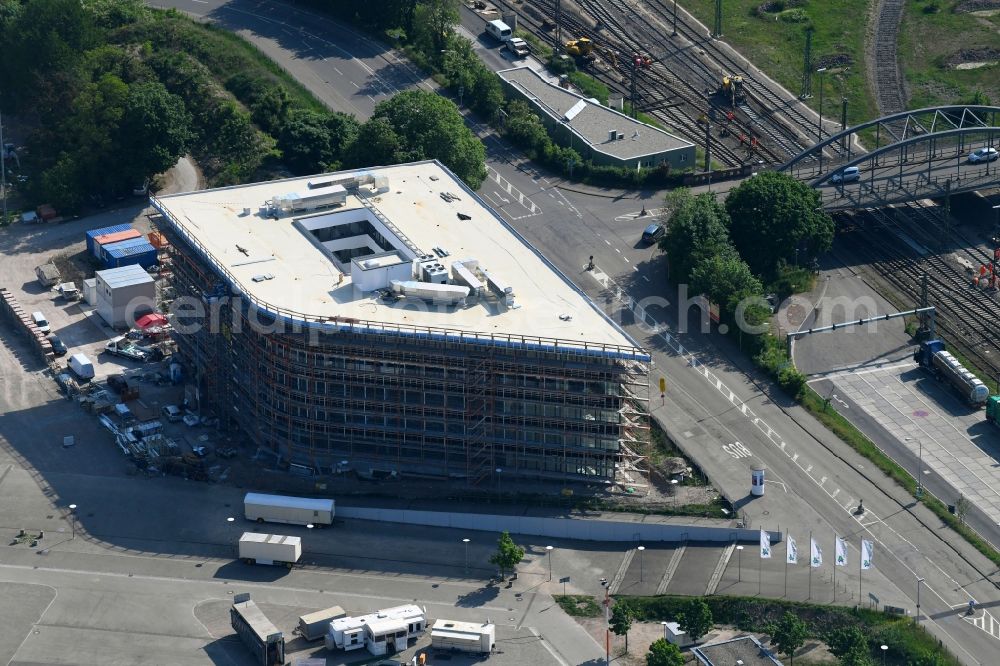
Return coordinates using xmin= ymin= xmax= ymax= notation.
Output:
xmin=138 ymin=10 xmax=329 ymax=114
xmin=898 ymin=0 xmax=1000 ymax=108
xmin=515 ymin=29 xmax=553 ymax=60
xmin=680 ymin=0 xmax=877 ymax=125
xmin=554 ymin=594 xmax=603 ymax=617
xmin=621 ymin=595 xmax=959 ymax=665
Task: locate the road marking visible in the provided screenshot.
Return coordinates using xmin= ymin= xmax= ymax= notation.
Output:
xmin=722 ymin=441 xmax=753 ymax=459
xmin=614 ymin=208 xmax=665 ymax=222
xmin=966 ymin=610 xmax=1000 ymax=641
xmin=333 ymin=66 xmax=343 ymax=75
xmin=350 ymin=81 xmax=359 ymax=88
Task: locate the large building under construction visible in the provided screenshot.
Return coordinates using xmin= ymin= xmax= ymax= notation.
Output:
xmin=151 ymin=161 xmax=650 ymax=485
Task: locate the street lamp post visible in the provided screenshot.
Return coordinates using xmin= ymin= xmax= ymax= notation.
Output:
xmin=496 ymin=468 xmax=503 ymax=496
xmin=816 ymin=67 xmax=827 ymax=173
xmin=736 ymin=545 xmax=744 ymax=582
xmin=638 ymin=545 xmax=645 ymax=583
xmin=546 ymin=545 xmax=554 ymax=581
xmin=227 ymin=516 xmax=237 ymax=556
xmin=463 ymin=538 xmax=471 ymax=573
xmin=68 ymin=504 xmax=77 ymax=540
xmin=661 ymin=621 xmax=668 ymax=641
xmin=917 ymin=577 xmax=925 ymax=621
xmin=916 ymin=440 xmax=924 ymax=499
xmin=670 ymin=479 xmax=679 ymax=508
xmin=881 ymin=644 xmax=888 ymax=665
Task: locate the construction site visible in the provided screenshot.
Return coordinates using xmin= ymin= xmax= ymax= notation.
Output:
xmin=150 ymin=160 xmax=651 ymax=487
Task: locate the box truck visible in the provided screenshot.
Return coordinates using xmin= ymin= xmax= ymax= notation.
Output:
xmin=230 ymin=593 xmax=285 ymax=665
xmin=297 ymin=605 xmax=347 ymax=641
xmin=238 ymin=532 xmax=301 ymax=567
xmin=68 ymin=353 xmax=95 ymax=380
xmin=431 ymin=619 xmax=496 ymax=654
xmin=244 ymin=492 xmax=334 ymax=526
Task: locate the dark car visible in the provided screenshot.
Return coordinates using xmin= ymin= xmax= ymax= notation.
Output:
xmin=107 ymin=374 xmax=128 ymax=393
xmin=46 ymin=334 xmax=68 ymax=356
xmin=641 ymin=223 xmax=665 ymax=244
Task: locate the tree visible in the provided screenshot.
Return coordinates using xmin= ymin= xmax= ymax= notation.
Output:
xmin=678 ymin=598 xmax=713 ymax=643
xmin=363 ymin=90 xmax=486 ymax=188
xmin=346 ymin=116 xmax=402 ymax=167
xmin=839 ymin=643 xmax=875 ymax=666
xmin=658 ymin=189 xmax=732 ymax=282
xmin=279 ymin=109 xmax=359 ymax=174
xmin=955 ymin=495 xmax=971 ymax=525
xmin=827 ymin=625 xmax=867 ymax=659
xmin=689 ymin=250 xmax=766 ymax=329
xmin=488 ymin=531 xmax=524 ymax=580
xmin=119 ymin=81 xmax=191 ymax=181
xmin=724 ymin=171 xmax=834 ymax=278
xmin=646 ymin=638 xmax=684 ymax=666
xmin=771 ymin=611 xmax=808 ymax=664
xmin=609 ymin=600 xmax=635 ymax=653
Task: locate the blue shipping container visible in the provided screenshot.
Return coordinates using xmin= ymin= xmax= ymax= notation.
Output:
xmin=102 ymin=239 xmax=158 ymax=269
xmin=86 ymin=224 xmax=132 ymax=258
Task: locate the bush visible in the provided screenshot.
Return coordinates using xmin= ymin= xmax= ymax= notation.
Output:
xmin=566 ymin=71 xmax=609 ymax=105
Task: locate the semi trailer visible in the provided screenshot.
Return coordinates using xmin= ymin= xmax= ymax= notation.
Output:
xmin=230 ymin=593 xmax=285 ymax=666
xmin=238 ymin=532 xmax=302 ymax=567
xmin=914 ymin=340 xmax=989 ymax=407
xmin=243 ymin=492 xmax=334 ymax=526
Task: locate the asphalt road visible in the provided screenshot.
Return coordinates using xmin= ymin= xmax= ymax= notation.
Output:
xmin=115 ymin=1 xmax=1000 ymax=661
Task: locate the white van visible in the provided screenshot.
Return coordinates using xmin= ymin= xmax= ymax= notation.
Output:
xmin=31 ymin=311 xmax=51 ymax=333
xmin=68 ymin=353 xmax=95 ymax=380
xmin=485 ymin=19 xmax=512 ymax=42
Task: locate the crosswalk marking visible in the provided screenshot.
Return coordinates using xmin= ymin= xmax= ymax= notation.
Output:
xmin=967 ymin=609 xmax=1000 ymax=641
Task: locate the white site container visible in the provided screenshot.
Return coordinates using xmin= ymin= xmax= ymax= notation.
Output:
xmin=238 ymin=532 xmax=302 ymax=567
xmin=298 ymin=606 xmax=347 ymax=641
xmin=243 ymin=492 xmax=334 ymax=526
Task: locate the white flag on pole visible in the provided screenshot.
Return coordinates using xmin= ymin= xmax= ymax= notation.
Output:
xmin=835 ymin=535 xmax=847 ymax=567
xmin=810 ymin=537 xmax=822 ymax=567
xmin=861 ymin=539 xmax=874 ymax=570
xmin=786 ymin=536 xmax=798 ymax=564
xmin=760 ymin=529 xmax=772 ymax=559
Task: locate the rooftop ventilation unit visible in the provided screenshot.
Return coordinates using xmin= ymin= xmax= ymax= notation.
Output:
xmin=391 ymin=280 xmax=470 ymax=305
xmin=268 ymin=184 xmax=346 ymax=216
xmin=451 ymin=259 xmax=484 ymax=298
xmin=484 ymin=270 xmax=515 ymax=308
xmin=608 ymin=129 xmax=617 ymax=141
xmin=417 ymin=258 xmax=449 ymax=284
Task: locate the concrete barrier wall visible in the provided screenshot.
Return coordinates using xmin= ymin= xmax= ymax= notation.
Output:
xmin=337 ymin=506 xmax=782 ymax=544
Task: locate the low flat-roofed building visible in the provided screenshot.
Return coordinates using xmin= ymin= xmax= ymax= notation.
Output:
xmin=692 ymin=635 xmax=784 ymax=665
xmin=498 ymin=66 xmax=696 ymax=171
xmin=94 ymin=264 xmax=155 ymax=329
xmin=152 ymin=160 xmax=650 ymax=484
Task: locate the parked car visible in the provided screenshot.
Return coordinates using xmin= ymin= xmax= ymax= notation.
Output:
xmin=968 ymin=147 xmax=999 ymax=164
xmin=191 ymin=445 xmax=209 ymax=458
xmin=216 ymin=445 xmax=238 ymax=459
xmin=46 ymin=334 xmax=67 ymax=356
xmin=641 ymin=223 xmax=665 ymax=244
xmin=161 ymin=404 xmax=183 ymax=422
xmin=830 ymin=166 xmax=860 ymax=183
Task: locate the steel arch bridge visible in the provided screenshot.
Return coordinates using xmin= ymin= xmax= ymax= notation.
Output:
xmin=778 ymin=106 xmax=1000 ymax=211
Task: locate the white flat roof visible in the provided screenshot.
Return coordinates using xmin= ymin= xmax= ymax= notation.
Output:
xmin=95 ymin=263 xmax=154 ymax=288
xmin=244 ymin=493 xmax=334 ymax=511
xmin=432 ymin=619 xmax=494 ymax=636
xmin=151 ymin=161 xmax=643 ymax=359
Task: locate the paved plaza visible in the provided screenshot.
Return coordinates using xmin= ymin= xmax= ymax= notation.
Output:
xmin=828 ymin=361 xmax=1000 ymax=522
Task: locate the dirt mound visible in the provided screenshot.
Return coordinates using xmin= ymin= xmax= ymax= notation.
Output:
xmin=815 ymin=53 xmax=853 ymax=69
xmin=954 ymin=0 xmax=1000 ymax=12
xmin=945 ymin=47 xmax=1000 ymax=66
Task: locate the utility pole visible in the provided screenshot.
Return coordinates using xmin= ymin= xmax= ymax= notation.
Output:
xmin=630 ymin=58 xmax=638 ymax=120
xmin=0 ymin=99 xmax=7 ymax=227
xmin=704 ymin=119 xmax=712 ymax=173
xmin=817 ymin=67 xmax=827 ymax=172
xmin=673 ymin=0 xmax=678 ymax=36
xmin=555 ymin=0 xmax=562 ymax=49
xmin=800 ymin=28 xmax=814 ymax=98
xmin=712 ymin=0 xmax=723 ymax=37
xmin=841 ymin=97 xmax=849 ymax=150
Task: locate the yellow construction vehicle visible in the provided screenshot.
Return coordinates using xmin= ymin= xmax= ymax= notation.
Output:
xmin=565 ymin=37 xmax=594 ymax=58
xmin=720 ymin=74 xmax=745 ymax=104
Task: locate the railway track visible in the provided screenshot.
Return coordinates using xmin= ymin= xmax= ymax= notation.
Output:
xmin=841 ymin=205 xmax=1000 ymax=378
xmin=493 ymin=0 xmax=757 ymax=166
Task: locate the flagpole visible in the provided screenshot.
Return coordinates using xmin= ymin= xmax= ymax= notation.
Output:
xmin=759 ymin=541 xmax=763 ymax=596
xmin=858 ymin=542 xmax=863 ymax=603
xmin=784 ymin=545 xmax=788 ymax=598
xmin=833 ymin=534 xmax=837 ymax=603
xmin=808 ymin=531 xmax=812 ymax=600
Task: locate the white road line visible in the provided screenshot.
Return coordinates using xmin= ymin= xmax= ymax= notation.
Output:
xmin=350 ymin=81 xmax=359 ymax=88
xmin=333 ymin=66 xmax=343 ymax=75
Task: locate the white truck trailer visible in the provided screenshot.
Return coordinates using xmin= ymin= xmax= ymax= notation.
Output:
xmin=238 ymin=533 xmax=302 ymax=567
xmin=230 ymin=593 xmax=285 ymax=665
xmin=243 ymin=492 xmax=334 ymax=526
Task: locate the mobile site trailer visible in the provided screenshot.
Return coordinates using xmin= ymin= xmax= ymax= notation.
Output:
xmin=230 ymin=593 xmax=285 ymax=666
xmin=430 ymin=619 xmax=496 ymax=654
xmin=325 ymin=604 xmax=425 ymax=654
xmin=238 ymin=532 xmax=302 ymax=567
xmin=243 ymin=492 xmax=334 ymax=526
xmin=297 ymin=605 xmax=347 ymax=641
